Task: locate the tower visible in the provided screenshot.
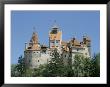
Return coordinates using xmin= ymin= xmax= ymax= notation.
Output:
xmin=24 ymin=30 xmax=41 ymax=69
xmin=49 ymin=22 xmax=62 ymax=51
xmin=83 ymin=35 xmax=91 ymax=57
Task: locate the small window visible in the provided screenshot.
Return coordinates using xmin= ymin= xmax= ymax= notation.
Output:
xmin=56 ymin=41 xmax=59 ymax=43
xmin=85 ymin=53 xmax=87 ymax=55
xmin=38 ymin=60 xmax=39 ymax=62
xmin=51 ymin=41 xmax=54 ymax=43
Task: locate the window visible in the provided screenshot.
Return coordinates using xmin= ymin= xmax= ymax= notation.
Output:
xmin=51 ymin=41 xmax=54 ymax=43
xmin=56 ymin=40 xmax=59 ymax=43
xmin=38 ymin=60 xmax=39 ymax=62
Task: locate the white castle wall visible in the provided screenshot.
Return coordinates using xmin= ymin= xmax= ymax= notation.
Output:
xmin=24 ymin=51 xmax=32 ymax=68
xmin=71 ymin=46 xmax=90 ymax=63
xmin=24 ymin=50 xmax=51 ymax=68
xmin=24 ymin=51 xmax=41 ymax=68
xmin=24 ymin=46 xmax=90 ymax=68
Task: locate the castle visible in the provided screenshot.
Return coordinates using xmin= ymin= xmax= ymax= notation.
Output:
xmin=24 ymin=23 xmax=91 ymax=69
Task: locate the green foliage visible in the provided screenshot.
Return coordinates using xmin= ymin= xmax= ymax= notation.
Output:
xmin=16 ymin=56 xmax=26 ymax=76
xmin=42 ymin=49 xmax=65 ymax=77
xmin=11 ymin=55 xmax=26 ymax=77
xmin=11 ymin=52 xmax=100 ymax=77
xmin=23 ymin=64 xmax=46 ymax=77
xmin=72 ymin=54 xmax=100 ymax=77
xmin=93 ymin=53 xmax=100 ymax=76
xmin=11 ymin=64 xmax=19 ymax=77
xmin=32 ymin=65 xmax=46 ymax=77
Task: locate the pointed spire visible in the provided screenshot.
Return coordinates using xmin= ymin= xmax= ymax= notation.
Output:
xmin=30 ymin=26 xmax=38 ymax=44
xmin=83 ymin=33 xmax=91 ymax=41
xmin=72 ymin=34 xmax=76 ymax=40
xmin=33 ymin=26 xmax=36 ymax=33
xmin=54 ymin=20 xmax=57 ymax=25
xmin=54 ymin=20 xmax=56 ymax=23
xmin=83 ymin=33 xmax=87 ymax=38
xmin=52 ymin=20 xmax=59 ymax=29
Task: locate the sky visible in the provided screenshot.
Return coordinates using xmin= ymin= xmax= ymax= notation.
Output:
xmin=11 ymin=11 xmax=100 ymax=64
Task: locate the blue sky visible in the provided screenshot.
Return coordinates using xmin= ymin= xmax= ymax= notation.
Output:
xmin=11 ymin=11 xmax=100 ymax=64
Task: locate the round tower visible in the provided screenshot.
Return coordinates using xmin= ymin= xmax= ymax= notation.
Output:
xmin=24 ymin=30 xmax=41 ymax=69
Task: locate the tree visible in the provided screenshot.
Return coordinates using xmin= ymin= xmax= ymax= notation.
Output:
xmin=15 ymin=55 xmax=26 ymax=77
xmin=11 ymin=52 xmax=100 ymax=77
xmin=42 ymin=49 xmax=64 ymax=77
xmin=72 ymin=55 xmax=85 ymax=77
xmin=72 ymin=54 xmax=99 ymax=77
xmin=83 ymin=57 xmax=93 ymax=77
xmin=92 ymin=53 xmax=100 ymax=76
xmin=33 ymin=64 xmax=46 ymax=77
xmin=11 ymin=64 xmax=19 ymax=77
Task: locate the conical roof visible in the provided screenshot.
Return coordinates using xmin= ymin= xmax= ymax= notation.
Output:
xmin=26 ymin=31 xmax=41 ymax=51
xmin=30 ymin=32 xmax=38 ymax=44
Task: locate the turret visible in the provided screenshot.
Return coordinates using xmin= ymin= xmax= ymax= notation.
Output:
xmin=26 ymin=31 xmax=40 ymax=51
xmin=83 ymin=35 xmax=91 ymax=57
xmin=24 ymin=29 xmax=41 ymax=69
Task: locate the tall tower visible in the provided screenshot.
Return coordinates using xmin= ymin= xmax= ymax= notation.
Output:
xmin=24 ymin=30 xmax=41 ymax=69
xmin=49 ymin=22 xmax=62 ymax=51
xmin=83 ymin=35 xmax=91 ymax=57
